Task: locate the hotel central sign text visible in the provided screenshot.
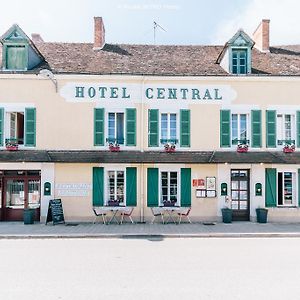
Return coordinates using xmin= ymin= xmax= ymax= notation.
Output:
xmin=60 ymin=83 xmax=237 ymax=103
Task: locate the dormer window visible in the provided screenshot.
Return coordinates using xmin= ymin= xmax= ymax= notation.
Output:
xmin=217 ymin=29 xmax=254 ymax=75
xmin=232 ymin=49 xmax=247 ymax=74
xmin=1 ymin=24 xmax=44 ymax=71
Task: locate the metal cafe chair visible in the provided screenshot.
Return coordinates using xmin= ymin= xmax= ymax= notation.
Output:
xmin=93 ymin=207 xmax=107 ymax=225
xmin=177 ymin=208 xmax=192 ymax=224
xmin=120 ymin=207 xmax=135 ymax=224
xmin=151 ymin=207 xmax=164 ymax=224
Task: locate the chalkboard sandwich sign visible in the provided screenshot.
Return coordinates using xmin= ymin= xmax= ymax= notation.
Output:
xmin=46 ymin=199 xmax=65 ymax=225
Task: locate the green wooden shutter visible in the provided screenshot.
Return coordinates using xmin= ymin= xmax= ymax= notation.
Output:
xmin=180 ymin=109 xmax=190 ymax=147
xmin=266 ymin=110 xmax=276 ymax=148
xmin=297 ymin=111 xmax=300 ymax=148
xmin=94 ymin=108 xmax=104 ymax=146
xmin=265 ymin=168 xmax=276 ymax=207
xmin=93 ymin=167 xmax=104 ymax=206
xmin=220 ymin=110 xmax=231 ymax=147
xmin=251 ymin=110 xmax=262 ymax=148
xmin=148 ymin=109 xmax=159 ymax=147
xmin=6 ymin=46 xmax=27 ymax=70
xmin=0 ymin=108 xmax=4 ymax=146
xmin=298 ymin=169 xmax=300 ymax=207
xmin=25 ymin=108 xmax=36 ymax=147
xmin=126 ymin=167 xmax=137 ymax=206
xmin=181 ymin=168 xmax=191 ymax=207
xmin=126 ymin=108 xmax=136 ymax=146
xmin=147 ymin=168 xmax=159 ymax=207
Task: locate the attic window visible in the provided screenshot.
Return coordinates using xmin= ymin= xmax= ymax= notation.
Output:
xmin=6 ymin=45 xmax=27 ymax=70
xmin=232 ymin=49 xmax=247 ymax=74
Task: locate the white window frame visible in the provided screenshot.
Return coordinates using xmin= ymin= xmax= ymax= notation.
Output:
xmin=159 ymin=112 xmax=179 ymax=146
xmin=277 ymin=170 xmax=297 ymax=207
xmin=5 ymin=110 xmax=25 ymax=147
xmin=159 ymin=167 xmax=180 ymax=206
xmin=105 ymin=168 xmax=126 ymax=206
xmin=276 ymin=113 xmax=296 ymax=147
xmin=106 ymin=110 xmax=125 ymax=145
xmin=231 ymin=113 xmax=250 ymax=146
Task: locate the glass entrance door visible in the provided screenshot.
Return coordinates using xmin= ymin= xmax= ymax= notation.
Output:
xmin=3 ymin=176 xmax=40 ymax=221
xmin=231 ymin=170 xmax=250 ymax=221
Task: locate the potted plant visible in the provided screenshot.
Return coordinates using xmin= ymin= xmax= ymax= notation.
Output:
xmin=283 ymin=143 xmax=295 ymax=153
xmin=237 ymin=142 xmax=248 ymax=153
xmin=164 ymin=142 xmax=176 ymax=153
xmin=108 ymin=142 xmax=120 ymax=152
xmin=5 ymin=139 xmax=19 ymax=151
xmin=256 ymin=207 xmax=268 ymax=223
xmin=221 ymin=196 xmax=232 ymax=223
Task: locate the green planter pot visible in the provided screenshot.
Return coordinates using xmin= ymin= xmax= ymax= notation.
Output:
xmin=256 ymin=208 xmax=268 ymax=223
xmin=221 ymin=208 xmax=232 ymax=223
xmin=23 ymin=209 xmax=35 ymax=225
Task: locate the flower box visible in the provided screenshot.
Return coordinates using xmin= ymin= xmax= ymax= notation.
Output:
xmin=164 ymin=143 xmax=176 ymax=153
xmin=283 ymin=144 xmax=295 ymax=153
xmin=109 ymin=143 xmax=120 ymax=152
xmin=6 ymin=145 xmax=18 ymax=151
xmin=237 ymin=144 xmax=248 ymax=153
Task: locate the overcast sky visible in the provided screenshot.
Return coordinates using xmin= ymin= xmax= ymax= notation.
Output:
xmin=1 ymin=0 xmax=299 ymax=45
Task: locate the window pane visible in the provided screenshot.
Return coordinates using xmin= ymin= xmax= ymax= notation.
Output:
xmin=6 ymin=180 xmax=25 ymax=208
xmin=240 ymin=114 xmax=247 ymax=140
xmin=108 ymin=171 xmax=115 ymax=200
xmin=116 ymin=171 xmax=124 ymax=202
xmin=116 ymin=113 xmax=124 ymax=144
xmin=108 ymin=113 xmax=115 ymax=141
xmin=284 ymin=172 xmax=293 ymax=205
xmin=161 ymin=114 xmax=168 ymax=141
xmin=28 ymin=180 xmax=40 ymax=208
xmin=284 ymin=115 xmax=292 ymax=140
xmin=232 ymin=114 xmax=238 ymax=142
xmin=170 ymin=114 xmax=177 ymax=140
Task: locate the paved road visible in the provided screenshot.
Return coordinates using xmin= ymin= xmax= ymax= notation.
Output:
xmin=1 ymin=238 xmax=300 ymax=300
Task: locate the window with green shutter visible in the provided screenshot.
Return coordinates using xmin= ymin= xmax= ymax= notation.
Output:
xmin=148 ymin=109 xmax=159 ymax=147
xmin=181 ymin=168 xmax=191 ymax=207
xmin=94 ymin=108 xmax=104 ymax=146
xmin=251 ymin=110 xmax=262 ymax=148
xmin=265 ymin=168 xmax=276 ymax=207
xmin=147 ymin=168 xmax=159 ymax=207
xmin=25 ymin=108 xmax=36 ymax=147
xmin=126 ymin=167 xmax=137 ymax=206
xmin=180 ymin=110 xmax=190 ymax=147
xmin=93 ymin=167 xmax=104 ymax=206
xmin=266 ymin=110 xmax=276 ymax=148
xmin=220 ymin=110 xmax=230 ymax=147
xmin=126 ymin=108 xmax=136 ymax=146
xmin=0 ymin=108 xmax=4 ymax=146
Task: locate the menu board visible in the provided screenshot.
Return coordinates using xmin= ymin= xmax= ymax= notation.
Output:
xmin=46 ymin=199 xmax=65 ymax=225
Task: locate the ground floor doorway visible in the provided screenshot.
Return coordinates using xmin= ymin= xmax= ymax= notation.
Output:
xmin=231 ymin=169 xmax=250 ymax=221
xmin=0 ymin=170 xmax=41 ymax=221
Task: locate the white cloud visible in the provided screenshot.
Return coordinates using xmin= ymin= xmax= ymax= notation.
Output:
xmin=211 ymin=0 xmax=300 ymax=45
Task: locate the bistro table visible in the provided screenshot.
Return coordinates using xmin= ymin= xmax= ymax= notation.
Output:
xmin=101 ymin=206 xmax=130 ymax=224
xmin=158 ymin=206 xmax=182 ymax=224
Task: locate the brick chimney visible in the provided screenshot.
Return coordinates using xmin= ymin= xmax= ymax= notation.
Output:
xmin=253 ymin=19 xmax=270 ymax=52
xmin=31 ymin=33 xmax=44 ymax=43
xmin=93 ymin=17 xmax=105 ymax=50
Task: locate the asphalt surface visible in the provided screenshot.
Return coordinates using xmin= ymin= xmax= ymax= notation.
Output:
xmin=1 ymin=238 xmax=300 ymax=300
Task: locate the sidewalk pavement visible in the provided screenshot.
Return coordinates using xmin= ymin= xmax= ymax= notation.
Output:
xmin=1 ymin=221 xmax=300 ymax=238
